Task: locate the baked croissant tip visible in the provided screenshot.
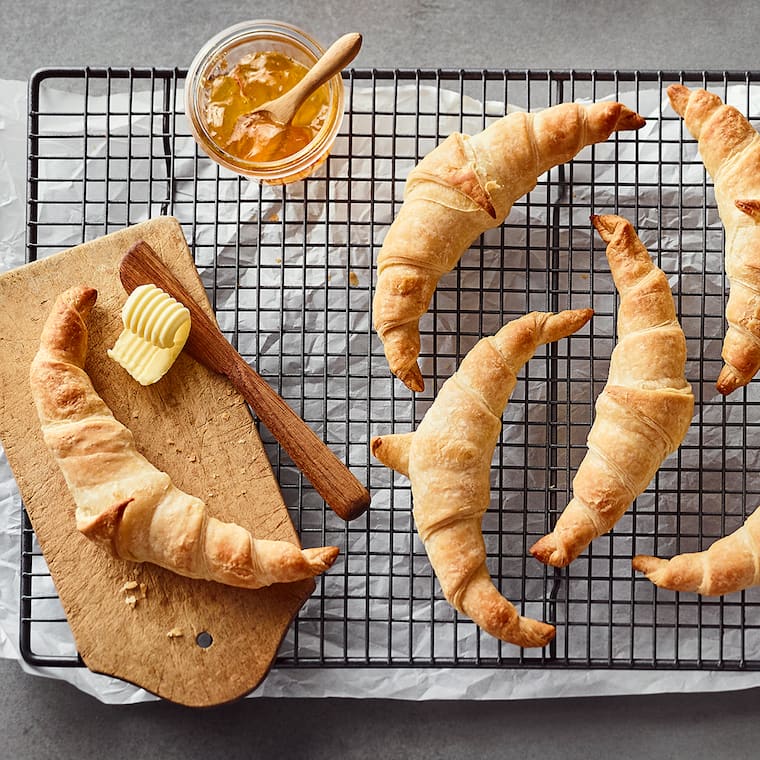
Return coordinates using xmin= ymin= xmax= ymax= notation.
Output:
xmin=666 ymin=83 xmax=691 ymax=115
xmin=590 ymin=213 xmax=622 ymax=237
xmin=517 ymin=620 xmax=556 ymax=648
xmin=61 ymin=285 xmax=98 ymax=318
xmin=397 ymin=365 xmax=424 ymax=393
xmin=369 ymin=436 xmax=387 ymax=461
xmin=370 ymin=432 xmax=412 ymax=477
xmin=618 ymin=108 xmax=646 ymax=130
xmin=523 ymin=620 xmax=557 ymax=647
xmin=631 ymin=554 xmax=666 ymax=576
xmin=716 ymin=365 xmax=745 ymax=396
xmin=529 ymin=536 xmax=571 ymax=568
xmin=303 ymin=545 xmax=340 ymax=573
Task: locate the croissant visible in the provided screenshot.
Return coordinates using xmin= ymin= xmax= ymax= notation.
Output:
xmin=668 ymin=83 xmax=760 ymax=395
xmin=632 ymin=505 xmax=760 ymax=595
xmin=29 ymin=285 xmax=338 ymax=589
xmin=373 ymin=100 xmax=645 ymax=392
xmin=530 ymin=215 xmax=694 ymax=567
xmin=372 ymin=308 xmax=593 ymax=647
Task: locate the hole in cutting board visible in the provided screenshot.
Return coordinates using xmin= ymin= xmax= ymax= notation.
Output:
xmin=196 ymin=631 xmax=213 ymax=648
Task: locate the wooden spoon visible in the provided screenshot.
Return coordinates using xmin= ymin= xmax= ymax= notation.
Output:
xmin=120 ymin=240 xmax=371 ymax=522
xmin=252 ymin=32 xmax=362 ymax=126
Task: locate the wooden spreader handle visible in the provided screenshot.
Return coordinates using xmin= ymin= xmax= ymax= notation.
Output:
xmin=119 ymin=240 xmax=371 ymax=522
xmin=257 ymin=32 xmax=363 ymax=125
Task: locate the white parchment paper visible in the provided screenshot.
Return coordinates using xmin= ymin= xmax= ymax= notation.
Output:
xmin=2 ymin=75 xmax=760 ymax=702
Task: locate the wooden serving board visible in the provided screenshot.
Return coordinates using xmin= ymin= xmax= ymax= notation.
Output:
xmin=0 ymin=216 xmax=317 ymax=706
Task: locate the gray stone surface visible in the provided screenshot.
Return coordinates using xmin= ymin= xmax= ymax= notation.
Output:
xmin=3 ymin=0 xmax=760 ymax=757
xmin=0 ymin=659 xmax=759 ymax=759
xmin=3 ymin=0 xmax=760 ymax=77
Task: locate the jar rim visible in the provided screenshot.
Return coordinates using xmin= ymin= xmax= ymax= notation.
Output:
xmin=184 ymin=20 xmax=345 ymax=182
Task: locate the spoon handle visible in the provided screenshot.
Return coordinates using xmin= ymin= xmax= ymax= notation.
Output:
xmin=275 ymin=33 xmax=362 ymax=121
xmin=119 ymin=240 xmax=371 ymax=522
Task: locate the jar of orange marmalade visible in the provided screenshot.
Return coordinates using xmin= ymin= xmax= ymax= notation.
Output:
xmin=185 ymin=20 xmax=346 ymax=184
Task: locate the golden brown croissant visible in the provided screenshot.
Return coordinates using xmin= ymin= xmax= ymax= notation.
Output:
xmin=373 ymin=101 xmax=645 ymax=392
xmin=29 ymin=286 xmax=338 ymax=589
xmin=632 ymin=507 xmax=760 ymax=596
xmin=530 ymin=215 xmax=694 ymax=567
xmin=668 ymin=83 xmax=760 ymax=395
xmin=372 ymin=308 xmax=593 ymax=647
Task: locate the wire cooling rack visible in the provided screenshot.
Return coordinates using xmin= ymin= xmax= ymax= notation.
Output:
xmin=22 ymin=68 xmax=760 ymax=674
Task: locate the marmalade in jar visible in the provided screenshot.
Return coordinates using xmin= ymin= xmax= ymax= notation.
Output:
xmin=202 ymin=50 xmax=330 ymax=163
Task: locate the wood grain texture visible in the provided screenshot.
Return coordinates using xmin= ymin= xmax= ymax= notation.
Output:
xmin=0 ymin=216 xmax=317 ymax=706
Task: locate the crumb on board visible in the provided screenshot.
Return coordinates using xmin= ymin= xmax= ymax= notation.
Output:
xmin=167 ymin=628 xmax=184 ymax=639
xmin=122 ymin=580 xmax=148 ymax=608
xmin=188 ymin=454 xmax=197 ymax=463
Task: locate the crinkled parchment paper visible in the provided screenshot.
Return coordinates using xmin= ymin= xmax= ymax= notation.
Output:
xmin=2 ymin=76 xmax=760 ymax=702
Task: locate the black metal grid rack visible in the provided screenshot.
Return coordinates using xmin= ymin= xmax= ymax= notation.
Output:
xmin=21 ymin=68 xmax=760 ymax=675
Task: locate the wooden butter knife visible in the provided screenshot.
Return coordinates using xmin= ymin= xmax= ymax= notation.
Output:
xmin=119 ymin=240 xmax=370 ymax=522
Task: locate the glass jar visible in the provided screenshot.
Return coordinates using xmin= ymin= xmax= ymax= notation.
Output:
xmin=185 ymin=20 xmax=345 ymax=184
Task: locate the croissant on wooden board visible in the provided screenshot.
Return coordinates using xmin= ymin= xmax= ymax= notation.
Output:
xmin=371 ymin=308 xmax=593 ymax=647
xmin=530 ymin=215 xmax=694 ymax=568
xmin=632 ymin=506 xmax=760 ymax=596
xmin=372 ymin=100 xmax=645 ymax=392
xmin=29 ymin=286 xmax=339 ymax=589
xmin=669 ymin=83 xmax=760 ymax=395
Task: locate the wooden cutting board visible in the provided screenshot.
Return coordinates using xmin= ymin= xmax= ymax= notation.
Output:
xmin=0 ymin=216 xmax=318 ymax=706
